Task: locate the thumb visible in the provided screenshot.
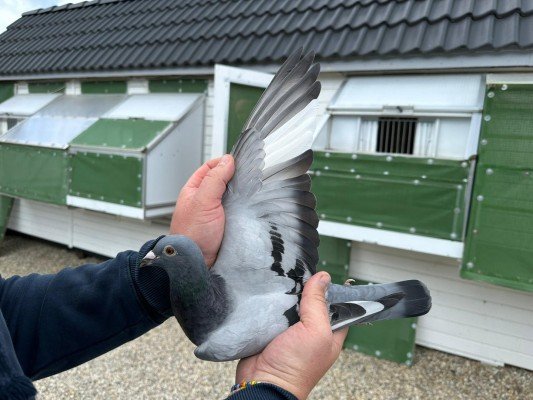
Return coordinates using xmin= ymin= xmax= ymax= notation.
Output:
xmin=299 ymin=271 xmax=331 ymax=332
xmin=197 ymin=154 xmax=235 ymax=203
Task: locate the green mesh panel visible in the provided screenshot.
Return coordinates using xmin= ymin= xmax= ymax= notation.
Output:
xmin=0 ymin=144 xmax=68 ymax=204
xmin=311 ymin=152 xmax=470 ymax=241
xmin=316 ymin=235 xmax=351 ymax=284
xmin=71 ymin=119 xmax=170 ymax=150
xmin=0 ymin=83 xmax=14 ymax=103
xmin=28 ymin=82 xmax=65 ymax=93
xmin=69 ymin=152 xmax=143 ymax=207
xmin=81 ymin=81 xmax=127 ymax=94
xmin=462 ymin=84 xmax=533 ymax=292
xmin=148 ymin=79 xmax=208 ymax=94
xmin=227 ymin=83 xmax=264 ymax=152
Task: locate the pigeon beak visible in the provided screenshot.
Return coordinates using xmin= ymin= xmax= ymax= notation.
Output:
xmin=140 ymin=250 xmax=158 ymax=268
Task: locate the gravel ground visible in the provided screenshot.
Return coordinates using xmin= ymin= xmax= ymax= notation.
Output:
xmin=1 ymin=232 xmax=532 ymax=400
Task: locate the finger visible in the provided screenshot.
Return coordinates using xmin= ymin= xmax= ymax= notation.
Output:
xmin=197 ymin=154 xmax=235 ymax=203
xmin=332 ymin=327 xmax=349 ymax=353
xmin=184 ymin=157 xmax=222 ymax=189
xmin=299 ymin=271 xmax=331 ymax=332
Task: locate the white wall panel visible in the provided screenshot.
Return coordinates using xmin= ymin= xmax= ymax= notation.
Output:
xmin=8 ymin=199 xmax=72 ymax=246
xmin=349 ymin=242 xmax=533 ymax=370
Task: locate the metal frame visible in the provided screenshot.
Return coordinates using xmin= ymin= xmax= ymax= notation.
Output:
xmin=211 ymin=64 xmax=273 ymax=158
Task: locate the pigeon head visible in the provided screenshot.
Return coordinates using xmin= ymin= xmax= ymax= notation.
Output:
xmin=140 ymin=234 xmax=228 ymax=346
xmin=140 ymin=235 xmax=204 ymax=271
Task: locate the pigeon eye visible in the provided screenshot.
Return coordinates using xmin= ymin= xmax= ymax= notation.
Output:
xmin=164 ymin=246 xmax=176 ymax=256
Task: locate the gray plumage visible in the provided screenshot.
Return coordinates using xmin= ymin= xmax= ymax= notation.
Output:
xmin=142 ymin=49 xmax=431 ymax=362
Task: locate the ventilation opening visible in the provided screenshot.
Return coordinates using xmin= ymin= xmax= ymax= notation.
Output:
xmin=376 ymin=117 xmax=417 ymax=154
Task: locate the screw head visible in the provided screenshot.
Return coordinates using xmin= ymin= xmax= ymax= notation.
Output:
xmin=409 ymin=227 xmax=416 ymax=233
xmin=325 ymin=152 xmax=330 ymax=158
xmin=487 ymin=91 xmax=495 ymax=98
xmin=467 ymin=262 xmax=474 ymax=269
xmin=486 ymin=168 xmax=494 ymax=175
xmin=376 ymin=222 xmax=383 ymax=228
xmin=501 ymin=84 xmax=508 ymax=91
xmin=351 ymin=154 xmax=357 ymax=160
xmin=484 ymin=115 xmax=491 ymax=122
xmin=481 ymin=139 xmax=488 ymax=146
xmin=477 ymin=195 xmax=484 ymax=201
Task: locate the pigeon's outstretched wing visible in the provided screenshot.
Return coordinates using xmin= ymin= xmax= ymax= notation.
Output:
xmin=200 ymin=50 xmax=321 ymax=360
xmin=214 ymin=48 xmax=320 ymax=288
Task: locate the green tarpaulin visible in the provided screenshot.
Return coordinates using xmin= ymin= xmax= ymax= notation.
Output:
xmin=462 ymin=84 xmax=533 ymax=292
xmin=311 ymin=152 xmax=470 ymax=241
xmin=69 ymin=152 xmax=143 ymax=207
xmin=71 ymin=119 xmax=170 ymax=151
xmin=0 ymin=144 xmax=68 ymax=205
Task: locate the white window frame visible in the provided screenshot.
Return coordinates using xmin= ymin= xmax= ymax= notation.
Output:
xmin=211 ymin=64 xmax=273 ymax=159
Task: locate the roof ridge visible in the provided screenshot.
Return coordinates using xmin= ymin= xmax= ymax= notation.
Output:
xmin=22 ymin=0 xmax=124 ymax=16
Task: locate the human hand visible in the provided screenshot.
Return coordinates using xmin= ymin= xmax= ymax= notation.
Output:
xmin=235 ymin=272 xmax=349 ymax=400
xmin=170 ymin=155 xmax=235 ymax=267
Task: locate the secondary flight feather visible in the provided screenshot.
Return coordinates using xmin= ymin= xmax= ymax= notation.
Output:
xmin=141 ymin=49 xmax=431 ymax=361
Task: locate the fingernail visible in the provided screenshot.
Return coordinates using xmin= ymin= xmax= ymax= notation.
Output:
xmin=219 ymin=154 xmax=231 ymax=166
xmin=319 ymin=272 xmax=331 ymax=289
xmin=344 ymin=278 xmax=356 ymax=286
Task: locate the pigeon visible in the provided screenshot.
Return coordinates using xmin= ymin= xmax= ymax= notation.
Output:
xmin=141 ymin=49 xmax=431 ymax=362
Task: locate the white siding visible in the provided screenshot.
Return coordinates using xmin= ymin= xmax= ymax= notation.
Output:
xmin=349 ymin=242 xmax=533 ymax=370
xmin=8 ymin=199 xmax=167 ymax=257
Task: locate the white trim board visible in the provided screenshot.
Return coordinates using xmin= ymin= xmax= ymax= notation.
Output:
xmin=317 ymin=220 xmax=464 ymax=258
xmin=67 ymin=196 xmax=144 ymax=219
xmin=211 ymin=64 xmax=273 ymax=158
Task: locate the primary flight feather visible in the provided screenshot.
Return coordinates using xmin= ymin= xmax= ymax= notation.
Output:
xmin=141 ymin=49 xmax=431 ymax=362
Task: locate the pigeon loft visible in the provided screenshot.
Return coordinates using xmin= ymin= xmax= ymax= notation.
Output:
xmin=0 ymin=83 xmax=204 ymax=219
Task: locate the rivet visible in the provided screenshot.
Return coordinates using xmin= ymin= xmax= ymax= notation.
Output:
xmin=100 ymin=196 xmax=104 ymax=200
xmin=473 ymin=229 xmax=478 ymax=234
xmin=346 ymin=242 xmax=352 ymax=247
xmin=352 ymin=345 xmax=359 ymax=350
xmin=386 ymin=155 xmax=392 ymax=162
xmin=325 ymin=152 xmax=330 ymax=158
xmin=315 ymin=171 xmax=321 ymax=176
xmin=414 ymin=179 xmax=420 ymax=185
xmin=355 ymin=174 xmax=361 ymax=179
xmin=321 ymin=260 xmax=327 ymax=266
xmin=457 ymin=185 xmax=463 ymax=190
xmin=375 ymin=350 xmax=381 ymax=357
xmin=484 ymin=115 xmax=491 ymax=122
xmin=407 ymin=352 xmax=413 ymax=358
xmin=376 ymin=222 xmax=383 ymax=228
xmin=481 ymin=139 xmax=488 ymax=146
xmin=466 ymin=262 xmax=474 ymax=269
xmin=120 ymin=200 xmax=124 ymax=204
xmin=421 ymin=175 xmax=427 ymax=179
xmin=409 ymin=227 xmax=416 ymax=233
xmin=450 ymin=233 xmax=457 ymax=239
xmin=383 ymin=171 xmax=389 ymax=175
xmin=324 ymin=166 xmax=329 ymax=170
xmin=477 ymin=195 xmax=484 ymax=201
xmin=411 ymin=323 xmax=417 ymax=329
xmin=350 ymin=168 xmax=355 ymax=173
xmin=501 ymin=84 xmax=508 ymax=91
xmin=320 ymin=213 xmax=326 ymax=219
xmin=351 ymin=154 xmax=357 ymax=160
xmin=486 ymin=168 xmax=494 ymax=175
xmin=427 ymin=159 xmax=434 ymax=165
xmin=461 ymin=161 xmax=468 ymax=168
xmin=346 ymin=216 xmax=352 ymax=222
xmin=463 ymin=178 xmax=468 ymax=183
xmin=487 ymin=91 xmax=495 ymax=98
xmin=454 ymin=207 xmax=461 ymax=214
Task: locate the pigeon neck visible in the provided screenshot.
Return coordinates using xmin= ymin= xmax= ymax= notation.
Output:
xmin=168 ymin=266 xmax=229 ymax=346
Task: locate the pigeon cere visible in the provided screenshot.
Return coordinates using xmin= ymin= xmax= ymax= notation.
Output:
xmin=140 ymin=49 xmax=432 ymax=362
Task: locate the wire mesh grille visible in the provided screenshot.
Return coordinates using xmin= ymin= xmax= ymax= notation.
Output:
xmin=376 ymin=117 xmax=417 ymax=154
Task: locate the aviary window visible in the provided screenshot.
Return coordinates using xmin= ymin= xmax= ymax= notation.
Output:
xmin=376 ymin=117 xmax=417 ymax=155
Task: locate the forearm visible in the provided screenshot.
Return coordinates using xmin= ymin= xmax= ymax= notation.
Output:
xmin=0 ymin=237 xmax=170 ymax=380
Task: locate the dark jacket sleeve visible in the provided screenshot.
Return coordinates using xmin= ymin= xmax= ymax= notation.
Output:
xmin=0 ymin=238 xmax=168 ymax=381
xmin=226 ymin=383 xmax=298 ymax=400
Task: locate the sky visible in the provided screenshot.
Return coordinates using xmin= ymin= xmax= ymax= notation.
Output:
xmin=0 ymin=0 xmax=73 ymax=33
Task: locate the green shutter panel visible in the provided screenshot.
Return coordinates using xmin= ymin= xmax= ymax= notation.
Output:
xmin=462 ymin=84 xmax=533 ymax=292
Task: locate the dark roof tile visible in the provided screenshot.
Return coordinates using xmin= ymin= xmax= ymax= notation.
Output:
xmin=1 ymin=0 xmax=533 ymax=75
